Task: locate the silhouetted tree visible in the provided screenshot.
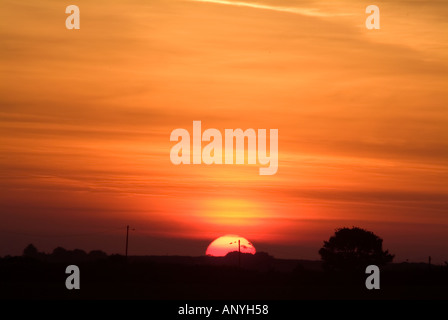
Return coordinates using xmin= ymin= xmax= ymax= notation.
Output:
xmin=23 ymin=244 xmax=39 ymax=258
xmin=50 ymin=246 xmax=69 ymax=262
xmin=319 ymin=227 xmax=394 ymax=272
xmin=88 ymin=250 xmax=108 ymax=260
xmin=72 ymin=249 xmax=87 ymax=260
xmin=52 ymin=246 xmax=68 ymax=256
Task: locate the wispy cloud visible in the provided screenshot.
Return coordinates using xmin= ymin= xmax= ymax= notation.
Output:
xmin=190 ymin=0 xmax=350 ymax=17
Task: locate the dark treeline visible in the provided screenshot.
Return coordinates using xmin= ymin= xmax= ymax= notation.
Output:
xmin=20 ymin=243 xmax=109 ymax=262
xmin=1 ymin=243 xmax=447 ymax=300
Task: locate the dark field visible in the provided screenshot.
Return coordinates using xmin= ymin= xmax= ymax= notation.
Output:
xmin=1 ymin=253 xmax=447 ymax=300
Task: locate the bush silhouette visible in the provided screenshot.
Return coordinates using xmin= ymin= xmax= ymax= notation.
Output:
xmin=23 ymin=244 xmax=39 ymax=258
xmin=319 ymin=227 xmax=394 ymax=272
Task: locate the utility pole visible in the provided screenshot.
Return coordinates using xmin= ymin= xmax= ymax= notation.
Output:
xmin=229 ymin=239 xmax=242 ymax=268
xmin=125 ymin=225 xmax=135 ymax=260
xmin=125 ymin=225 xmax=129 ymax=258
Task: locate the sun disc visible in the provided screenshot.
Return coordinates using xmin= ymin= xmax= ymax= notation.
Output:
xmin=205 ymin=234 xmax=256 ymax=256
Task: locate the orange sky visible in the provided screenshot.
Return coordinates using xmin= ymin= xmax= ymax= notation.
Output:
xmin=1 ymin=0 xmax=447 ymax=263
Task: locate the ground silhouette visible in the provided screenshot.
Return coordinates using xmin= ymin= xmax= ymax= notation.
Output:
xmin=0 ymin=242 xmax=447 ymax=300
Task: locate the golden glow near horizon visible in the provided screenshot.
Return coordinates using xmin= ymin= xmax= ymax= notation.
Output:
xmin=0 ymin=0 xmax=447 ymax=262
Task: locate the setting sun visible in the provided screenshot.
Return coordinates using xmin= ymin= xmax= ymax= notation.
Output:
xmin=206 ymin=235 xmax=256 ymax=256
